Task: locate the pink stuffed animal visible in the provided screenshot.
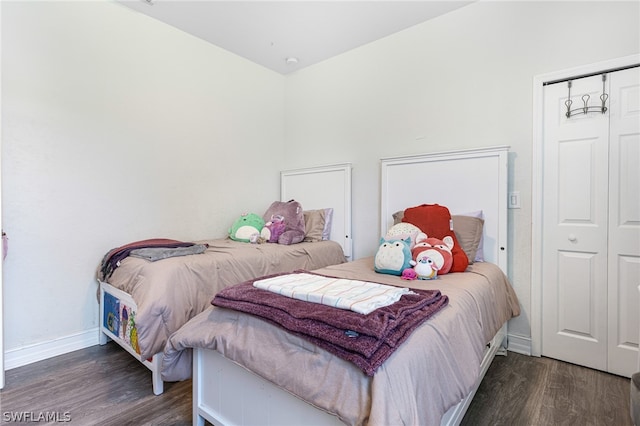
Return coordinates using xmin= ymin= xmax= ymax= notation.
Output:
xmin=261 ymin=214 xmax=286 ymax=243
xmin=401 ymin=268 xmax=418 ymax=280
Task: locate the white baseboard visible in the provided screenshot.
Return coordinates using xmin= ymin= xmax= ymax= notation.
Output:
xmin=507 ymin=333 xmax=532 ymax=356
xmin=5 ymin=327 xmax=100 ymax=370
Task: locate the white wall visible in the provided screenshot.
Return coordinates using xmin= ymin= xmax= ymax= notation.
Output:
xmin=283 ymin=1 xmax=640 ymax=347
xmin=2 ymin=1 xmax=284 ymax=365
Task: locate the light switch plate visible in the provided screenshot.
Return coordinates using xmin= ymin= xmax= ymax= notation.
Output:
xmin=508 ymin=191 xmax=521 ymax=209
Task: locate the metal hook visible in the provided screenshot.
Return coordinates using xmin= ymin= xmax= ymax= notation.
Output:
xmin=565 ymin=80 xmax=573 ymax=118
xmin=582 ymin=94 xmax=590 ymax=114
xmin=600 ymin=74 xmax=608 ymax=114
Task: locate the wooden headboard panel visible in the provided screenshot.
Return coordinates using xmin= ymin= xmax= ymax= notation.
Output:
xmin=380 ymin=146 xmax=509 ymax=272
xmin=280 ymin=163 xmax=352 ymax=258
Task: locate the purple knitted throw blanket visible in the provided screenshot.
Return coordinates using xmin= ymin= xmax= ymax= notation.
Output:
xmin=211 ymin=270 xmax=448 ymax=376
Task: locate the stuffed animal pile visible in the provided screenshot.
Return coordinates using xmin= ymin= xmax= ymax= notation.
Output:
xmin=228 ymin=199 xmax=306 ymax=245
xmin=260 ymin=200 xmax=306 ymax=245
xmin=402 ymin=204 xmax=468 ymax=273
xmin=375 ymin=204 xmax=465 ymax=280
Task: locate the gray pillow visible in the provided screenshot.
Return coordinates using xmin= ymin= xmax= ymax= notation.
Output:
xmin=451 ymin=215 xmax=484 ymax=264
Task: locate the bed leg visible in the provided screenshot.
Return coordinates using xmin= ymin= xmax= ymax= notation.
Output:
xmin=151 ymin=356 xmax=164 ymax=395
xmin=97 ymin=281 xmax=114 ymax=346
xmin=98 ymin=283 xmax=108 ymax=345
xmin=152 ymin=372 xmax=164 ymax=395
xmin=496 ymin=331 xmax=508 ymax=356
xmin=98 ymin=329 xmax=109 ymax=345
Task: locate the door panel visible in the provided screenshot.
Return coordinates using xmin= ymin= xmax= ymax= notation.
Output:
xmin=557 ymin=138 xmax=598 ymax=223
xmin=607 ymin=67 xmax=640 ymax=377
xmin=556 ymin=250 xmax=598 ymax=338
xmin=542 ymin=74 xmax=609 ymax=371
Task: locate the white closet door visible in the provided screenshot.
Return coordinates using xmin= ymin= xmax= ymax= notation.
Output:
xmin=607 ymin=66 xmax=640 ymax=377
xmin=542 ymin=74 xmax=610 ymax=371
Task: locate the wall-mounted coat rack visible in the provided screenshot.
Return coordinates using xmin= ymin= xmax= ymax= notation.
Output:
xmin=565 ymin=73 xmax=608 ymax=118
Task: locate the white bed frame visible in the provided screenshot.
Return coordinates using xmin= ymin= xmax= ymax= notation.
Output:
xmin=193 ymin=147 xmax=510 ymax=426
xmin=97 ymin=163 xmax=353 ymax=395
xmin=99 ymin=282 xmax=166 ymax=393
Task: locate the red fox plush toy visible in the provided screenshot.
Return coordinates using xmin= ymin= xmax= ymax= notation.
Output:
xmin=411 ymin=236 xmax=454 ymax=278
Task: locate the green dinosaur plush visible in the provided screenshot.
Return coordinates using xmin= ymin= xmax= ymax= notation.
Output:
xmin=229 ymin=213 xmax=265 ymax=243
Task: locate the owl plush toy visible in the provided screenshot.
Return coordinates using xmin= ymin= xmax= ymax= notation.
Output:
xmin=374 ymin=237 xmax=415 ymax=276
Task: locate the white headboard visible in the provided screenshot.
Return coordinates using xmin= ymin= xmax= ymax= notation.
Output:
xmin=380 ymin=146 xmax=509 ymax=272
xmin=281 ymin=163 xmax=352 ymax=259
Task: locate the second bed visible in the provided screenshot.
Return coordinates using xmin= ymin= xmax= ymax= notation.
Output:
xmin=97 ymin=163 xmax=352 ymax=394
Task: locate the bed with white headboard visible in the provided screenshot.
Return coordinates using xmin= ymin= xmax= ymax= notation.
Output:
xmin=381 ymin=146 xmax=508 ymax=270
xmin=97 ymin=163 xmax=352 ymax=395
xmin=161 ymin=146 xmax=519 ymax=425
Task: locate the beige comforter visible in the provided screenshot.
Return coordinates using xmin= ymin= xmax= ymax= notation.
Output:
xmin=102 ymin=238 xmax=345 ymax=359
xmin=163 ymin=257 xmax=520 ymax=425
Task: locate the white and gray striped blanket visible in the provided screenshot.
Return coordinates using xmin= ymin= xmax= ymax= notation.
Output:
xmin=253 ymin=272 xmax=414 ymax=315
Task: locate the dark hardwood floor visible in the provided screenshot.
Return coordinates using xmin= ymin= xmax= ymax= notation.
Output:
xmin=462 ymin=351 xmax=633 ymax=426
xmin=0 ymin=342 xmax=633 ymax=425
xmin=1 ymin=342 xmax=193 ymax=426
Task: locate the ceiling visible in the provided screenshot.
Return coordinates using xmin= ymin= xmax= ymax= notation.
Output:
xmin=117 ymin=1 xmax=474 ymax=74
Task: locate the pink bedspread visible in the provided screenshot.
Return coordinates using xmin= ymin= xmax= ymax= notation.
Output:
xmin=163 ymin=258 xmax=520 ymax=425
xmin=99 ymin=238 xmax=346 ymax=359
